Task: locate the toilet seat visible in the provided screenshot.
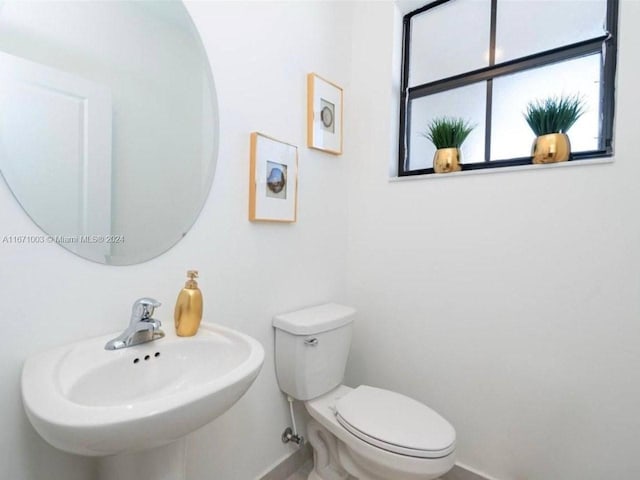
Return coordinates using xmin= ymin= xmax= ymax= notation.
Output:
xmin=335 ymin=385 xmax=456 ymax=459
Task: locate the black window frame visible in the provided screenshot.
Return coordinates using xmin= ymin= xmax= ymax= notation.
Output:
xmin=398 ymin=0 xmax=619 ymax=177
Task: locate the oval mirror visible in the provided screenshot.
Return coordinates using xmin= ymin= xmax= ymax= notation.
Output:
xmin=0 ymin=0 xmax=218 ymax=265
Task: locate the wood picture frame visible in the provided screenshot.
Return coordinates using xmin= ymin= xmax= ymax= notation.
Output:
xmin=249 ymin=132 xmax=298 ymax=223
xmin=307 ymin=73 xmax=343 ymax=155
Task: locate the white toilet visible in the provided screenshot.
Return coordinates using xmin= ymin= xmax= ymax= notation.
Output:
xmin=273 ymin=303 xmax=456 ymax=480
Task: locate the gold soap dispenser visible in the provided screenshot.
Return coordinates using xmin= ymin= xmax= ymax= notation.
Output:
xmin=174 ymin=270 xmax=203 ymax=337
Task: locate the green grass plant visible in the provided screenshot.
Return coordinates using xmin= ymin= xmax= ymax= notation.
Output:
xmin=524 ymin=94 xmax=586 ymax=136
xmin=422 ymin=117 xmax=475 ymax=149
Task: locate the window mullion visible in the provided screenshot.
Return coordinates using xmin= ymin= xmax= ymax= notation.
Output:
xmin=484 ymin=0 xmax=498 ymax=163
xmin=408 ymin=35 xmax=607 ymax=101
xmin=398 ymin=16 xmax=412 ymax=174
xmin=601 ymin=0 xmax=618 ymax=152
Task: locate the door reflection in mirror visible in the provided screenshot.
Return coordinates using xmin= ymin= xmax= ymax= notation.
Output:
xmin=0 ymin=0 xmax=218 ymax=265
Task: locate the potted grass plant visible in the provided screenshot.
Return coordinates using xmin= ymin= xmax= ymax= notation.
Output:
xmin=524 ymin=94 xmax=586 ymax=164
xmin=422 ymin=117 xmax=475 ymax=173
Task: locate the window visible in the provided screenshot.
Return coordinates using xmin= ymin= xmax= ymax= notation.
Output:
xmin=398 ymin=0 xmax=619 ymax=176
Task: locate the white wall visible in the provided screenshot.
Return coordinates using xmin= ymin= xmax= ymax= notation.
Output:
xmin=345 ymin=2 xmax=640 ymax=479
xmin=0 ymin=1 xmax=353 ymax=479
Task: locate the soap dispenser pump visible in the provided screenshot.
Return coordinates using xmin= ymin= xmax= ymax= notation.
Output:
xmin=174 ymin=270 xmax=203 ymax=337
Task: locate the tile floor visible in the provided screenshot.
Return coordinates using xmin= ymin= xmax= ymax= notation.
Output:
xmin=285 ymin=462 xmax=450 ymax=480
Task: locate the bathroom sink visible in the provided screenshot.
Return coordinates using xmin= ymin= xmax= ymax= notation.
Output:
xmin=21 ymin=323 xmax=264 ymax=456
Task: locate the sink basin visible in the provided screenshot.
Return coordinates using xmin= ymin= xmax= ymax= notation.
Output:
xmin=21 ymin=323 xmax=264 ymax=456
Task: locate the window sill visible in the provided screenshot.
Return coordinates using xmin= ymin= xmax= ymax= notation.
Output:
xmin=390 ymin=156 xmax=614 ymax=182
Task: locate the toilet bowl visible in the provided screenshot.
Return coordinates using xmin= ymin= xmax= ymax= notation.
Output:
xmin=273 ymin=303 xmax=456 ymax=480
xmin=306 ymin=385 xmax=455 ymax=480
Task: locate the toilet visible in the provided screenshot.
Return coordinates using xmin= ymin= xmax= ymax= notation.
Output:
xmin=273 ymin=303 xmax=456 ymax=480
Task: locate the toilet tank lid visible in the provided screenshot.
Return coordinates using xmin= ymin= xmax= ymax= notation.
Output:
xmin=273 ymin=303 xmax=355 ymax=335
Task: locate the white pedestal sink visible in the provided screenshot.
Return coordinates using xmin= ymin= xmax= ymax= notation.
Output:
xmin=96 ymin=440 xmax=189 ymax=480
xmin=21 ymin=323 xmax=264 ymax=480
xmin=96 ymin=440 xmax=187 ymax=480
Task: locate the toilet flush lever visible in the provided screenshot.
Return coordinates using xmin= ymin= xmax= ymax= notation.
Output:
xmin=304 ymin=337 xmax=319 ymax=346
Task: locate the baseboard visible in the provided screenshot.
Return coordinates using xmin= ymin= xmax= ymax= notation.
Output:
xmin=258 ymin=444 xmax=312 ymax=480
xmin=442 ymin=463 xmax=492 ymax=480
xmin=258 ymin=447 xmax=492 ymax=480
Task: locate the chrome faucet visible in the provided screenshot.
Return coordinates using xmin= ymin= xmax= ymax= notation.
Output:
xmin=104 ymin=298 xmax=164 ymax=350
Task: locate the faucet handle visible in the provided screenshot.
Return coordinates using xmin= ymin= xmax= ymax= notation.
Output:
xmin=131 ymin=297 xmax=161 ymax=323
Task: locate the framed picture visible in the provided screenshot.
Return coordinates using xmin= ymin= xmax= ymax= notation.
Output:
xmin=307 ymin=73 xmax=343 ymax=155
xmin=249 ymin=132 xmax=298 ymax=223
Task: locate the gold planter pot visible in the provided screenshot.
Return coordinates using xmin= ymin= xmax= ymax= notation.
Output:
xmin=433 ymin=147 xmax=461 ymax=173
xmin=532 ymin=133 xmax=571 ymax=164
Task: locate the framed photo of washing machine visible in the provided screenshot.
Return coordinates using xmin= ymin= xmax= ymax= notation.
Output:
xmin=307 ymin=73 xmax=343 ymax=155
xmin=249 ymin=132 xmax=298 ymax=223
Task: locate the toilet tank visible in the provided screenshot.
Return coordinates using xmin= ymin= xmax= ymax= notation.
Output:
xmin=273 ymin=303 xmax=355 ymax=401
